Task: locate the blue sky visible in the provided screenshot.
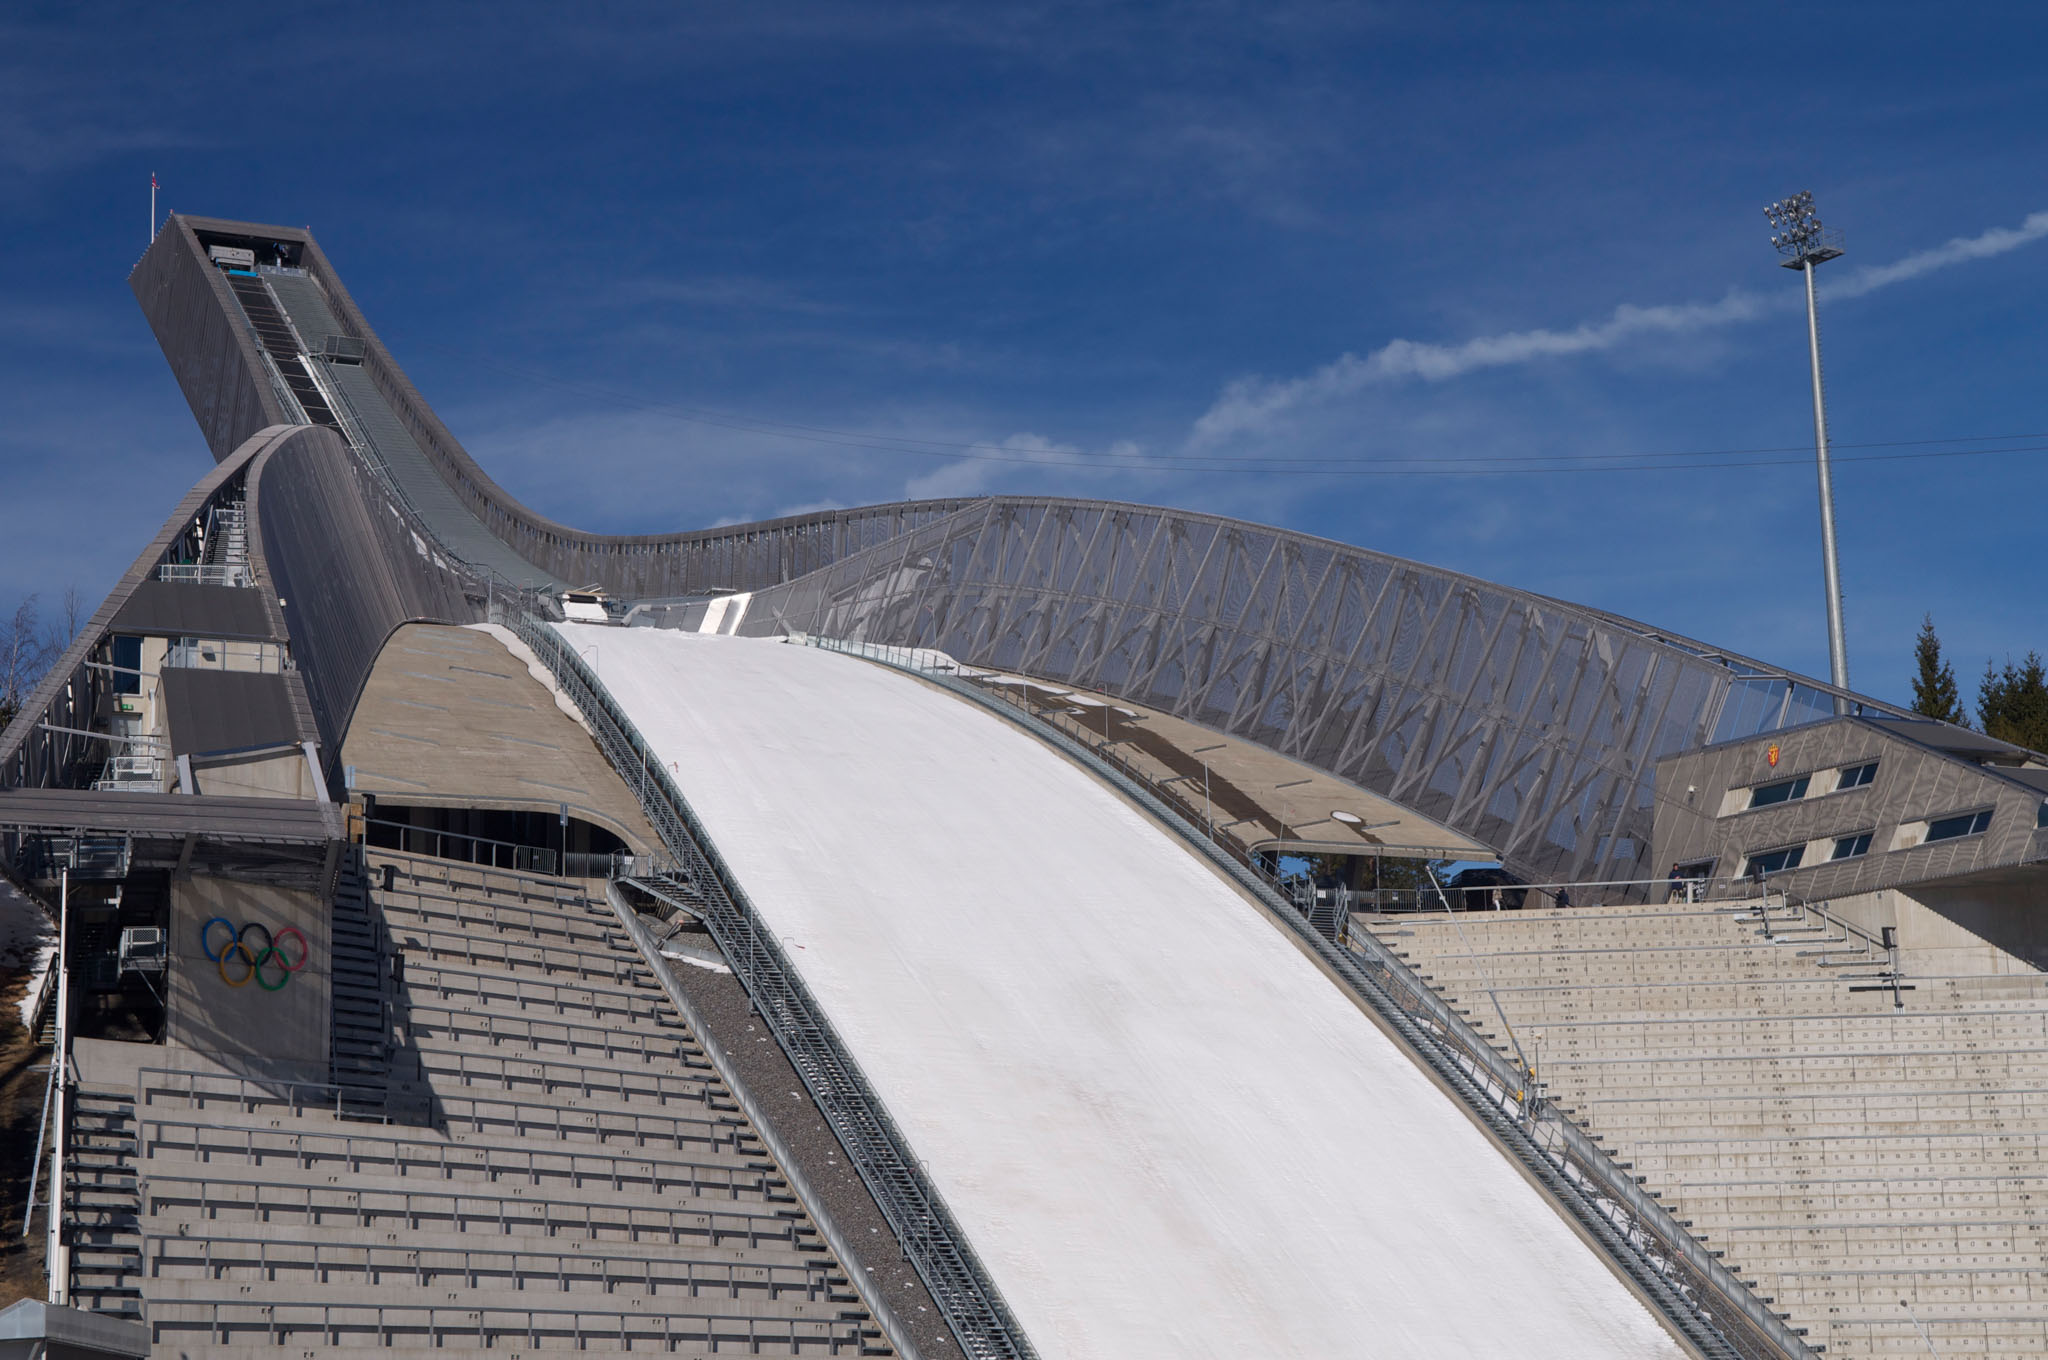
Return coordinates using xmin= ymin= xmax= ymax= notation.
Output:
xmin=3 ymin=3 xmax=2044 ymax=709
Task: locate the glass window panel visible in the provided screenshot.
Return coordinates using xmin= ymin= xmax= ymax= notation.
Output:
xmin=1836 ymin=762 xmax=1877 ymax=791
xmin=1749 ymin=774 xmax=1812 ymax=809
xmin=1744 ymin=845 xmax=1805 ymax=875
xmin=1830 ymin=832 xmax=1873 ymax=861
xmin=1926 ymin=809 xmax=1993 ymax=842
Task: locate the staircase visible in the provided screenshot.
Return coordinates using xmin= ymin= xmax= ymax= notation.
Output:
xmin=221 ymin=273 xmax=336 ymax=428
xmin=65 ymin=1088 xmax=142 ymax=1319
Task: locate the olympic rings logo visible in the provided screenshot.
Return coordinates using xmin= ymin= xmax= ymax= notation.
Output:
xmin=200 ymin=918 xmax=312 ymax=991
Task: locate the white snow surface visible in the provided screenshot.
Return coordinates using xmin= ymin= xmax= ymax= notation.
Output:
xmin=567 ymin=625 xmax=1685 ymax=1360
xmin=1 ymin=876 xmax=57 ymax=1028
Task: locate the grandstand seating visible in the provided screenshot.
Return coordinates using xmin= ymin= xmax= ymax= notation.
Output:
xmin=1358 ymin=896 xmax=2048 ymax=1360
xmin=65 ymin=850 xmax=893 ymax=1356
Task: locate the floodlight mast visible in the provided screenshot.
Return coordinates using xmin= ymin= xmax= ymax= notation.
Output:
xmin=1765 ymin=190 xmax=1850 ymax=706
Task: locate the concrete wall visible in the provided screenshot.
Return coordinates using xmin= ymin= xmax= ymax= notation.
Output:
xmin=191 ymin=747 xmax=319 ymax=800
xmin=1819 ymin=887 xmax=2045 ymax=976
xmin=165 ymin=876 xmax=330 ymax=1080
xmin=129 ymin=217 xmax=286 ymax=458
xmin=1654 ymin=717 xmax=2047 ymax=902
xmin=249 ymin=425 xmax=480 ymax=773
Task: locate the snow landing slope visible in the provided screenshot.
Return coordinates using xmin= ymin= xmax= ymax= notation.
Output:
xmin=564 ymin=624 xmax=1686 ymax=1360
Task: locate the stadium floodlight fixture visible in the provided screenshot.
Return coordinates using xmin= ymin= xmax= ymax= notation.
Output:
xmin=1764 ymin=191 xmax=1843 ymax=268
xmin=1765 ymin=189 xmax=1850 ymax=704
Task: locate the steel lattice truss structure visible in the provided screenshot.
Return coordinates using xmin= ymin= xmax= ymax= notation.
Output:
xmin=742 ymin=496 xmax=1911 ymax=886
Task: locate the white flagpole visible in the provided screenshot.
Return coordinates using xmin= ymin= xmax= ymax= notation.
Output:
xmin=150 ymin=174 xmax=156 ymax=242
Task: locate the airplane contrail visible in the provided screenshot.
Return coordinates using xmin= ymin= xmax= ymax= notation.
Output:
xmin=1189 ymin=210 xmax=2048 ymax=448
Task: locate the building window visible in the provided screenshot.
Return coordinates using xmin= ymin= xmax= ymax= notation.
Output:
xmin=1748 ymin=775 xmax=1811 ymax=809
xmin=2039 ymin=802 xmax=2048 ymax=829
xmin=1830 ymin=832 xmax=1873 ymax=861
xmin=1836 ymin=761 xmax=1877 ymax=791
xmin=1745 ymin=845 xmax=1805 ymax=875
xmin=1925 ymin=809 xmax=1993 ymax=843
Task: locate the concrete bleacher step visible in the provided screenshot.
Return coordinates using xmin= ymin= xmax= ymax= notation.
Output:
xmin=96 ymin=849 xmax=897 ymax=1356
xmin=141 ymin=1232 xmax=857 ymax=1307
xmin=65 ymin=1087 xmax=145 ymax=1317
xmin=136 ymin=1114 xmax=788 ymax=1203
xmin=1356 ymin=896 xmax=2048 ymax=1360
xmin=142 ymin=1171 xmax=821 ymax=1254
xmin=144 ymin=1301 xmax=889 ymax=1358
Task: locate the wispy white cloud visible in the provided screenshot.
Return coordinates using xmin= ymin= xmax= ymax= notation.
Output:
xmin=1188 ymin=210 xmax=2048 ymax=448
xmin=1827 ymin=210 xmax=2048 ymax=299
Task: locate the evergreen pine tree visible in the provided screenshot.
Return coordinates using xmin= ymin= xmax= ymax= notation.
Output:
xmin=1909 ymin=615 xmax=1967 ymax=725
xmin=1977 ymin=651 xmax=2048 ymax=755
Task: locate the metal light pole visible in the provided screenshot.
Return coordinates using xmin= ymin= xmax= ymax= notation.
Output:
xmin=1765 ymin=190 xmax=1850 ymax=703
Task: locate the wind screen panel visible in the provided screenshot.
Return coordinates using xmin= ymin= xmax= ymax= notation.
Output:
xmin=1425 ymin=714 xmax=1489 ymax=806
xmin=1485 ymin=733 xmax=1553 ymax=846
xmin=1574 ymin=637 xmax=1647 ymax=759
xmin=1654 ymin=666 xmax=1724 ymax=760
xmin=1296 ymin=678 xmax=1371 ymax=771
xmin=1327 ymin=557 xmax=1391 ymax=654
xmin=1273 ymin=661 xmax=1339 ymax=762
xmin=1095 ymin=510 xmax=1149 ymax=603
xmin=1074 ymin=508 xmax=1135 ymax=605
xmin=1374 ymin=685 xmax=1439 ymax=797
xmin=1380 ymin=576 xmax=1440 ymax=685
xmin=1192 ymin=631 xmax=1256 ymax=733
xmin=1552 ymin=760 xmax=1625 ymax=879
xmin=1776 ymin=683 xmax=1840 ymax=732
xmin=1477 ymin=607 xmax=1541 ymax=721
xmin=1037 ymin=504 xmax=1092 ymax=597
xmin=1405 ymin=600 xmax=1486 ymax=788
xmin=1098 ymin=606 xmax=1166 ymax=693
xmin=1199 ymin=529 xmax=1256 ymax=630
xmin=1562 ymin=634 xmax=1617 ymax=750
xmin=1515 ymin=619 xmax=1583 ymax=739
xmin=1036 ymin=597 xmax=1098 ymax=682
xmin=1164 ymin=520 xmax=1224 ymax=620
xmin=1711 ymin=677 xmax=1789 ymax=745
xmin=1246 ymin=655 xmax=1303 ymax=750
xmin=1114 ymin=515 xmax=1184 ymax=616
xmin=1276 ymin=542 xmax=1338 ymax=653
xmin=1438 ymin=588 xmax=1504 ymax=713
xmin=1232 ymin=534 xmax=1290 ymax=641
xmin=1611 ymin=649 xmax=1682 ymax=777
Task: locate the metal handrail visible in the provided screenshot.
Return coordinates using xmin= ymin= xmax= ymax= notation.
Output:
xmin=154 ymin=1298 xmax=880 ymax=1352
xmin=142 ymin=1229 xmax=841 ymax=1298
xmin=136 ymin=1113 xmax=770 ymax=1197
xmin=808 ymin=635 xmax=1811 ymax=1360
xmin=363 ymin=817 xmax=560 ymax=876
xmin=136 ymin=1065 xmax=394 ymax=1124
xmin=501 ymin=609 xmax=1035 ymax=1360
xmin=605 ymin=881 xmax=924 ymax=1360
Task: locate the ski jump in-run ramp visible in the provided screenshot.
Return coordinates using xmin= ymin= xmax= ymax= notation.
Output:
xmin=565 ymin=623 xmax=1688 ymax=1360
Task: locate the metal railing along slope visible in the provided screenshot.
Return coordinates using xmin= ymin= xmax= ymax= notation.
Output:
xmin=801 ymin=635 xmax=1814 ymax=1360
xmin=499 ymin=610 xmax=1036 ymax=1360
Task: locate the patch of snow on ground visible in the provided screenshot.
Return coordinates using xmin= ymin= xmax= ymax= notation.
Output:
xmin=0 ymin=877 xmax=57 ymax=1028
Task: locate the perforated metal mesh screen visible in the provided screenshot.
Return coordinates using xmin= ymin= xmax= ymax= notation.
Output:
xmin=740 ymin=497 xmax=1907 ymax=888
